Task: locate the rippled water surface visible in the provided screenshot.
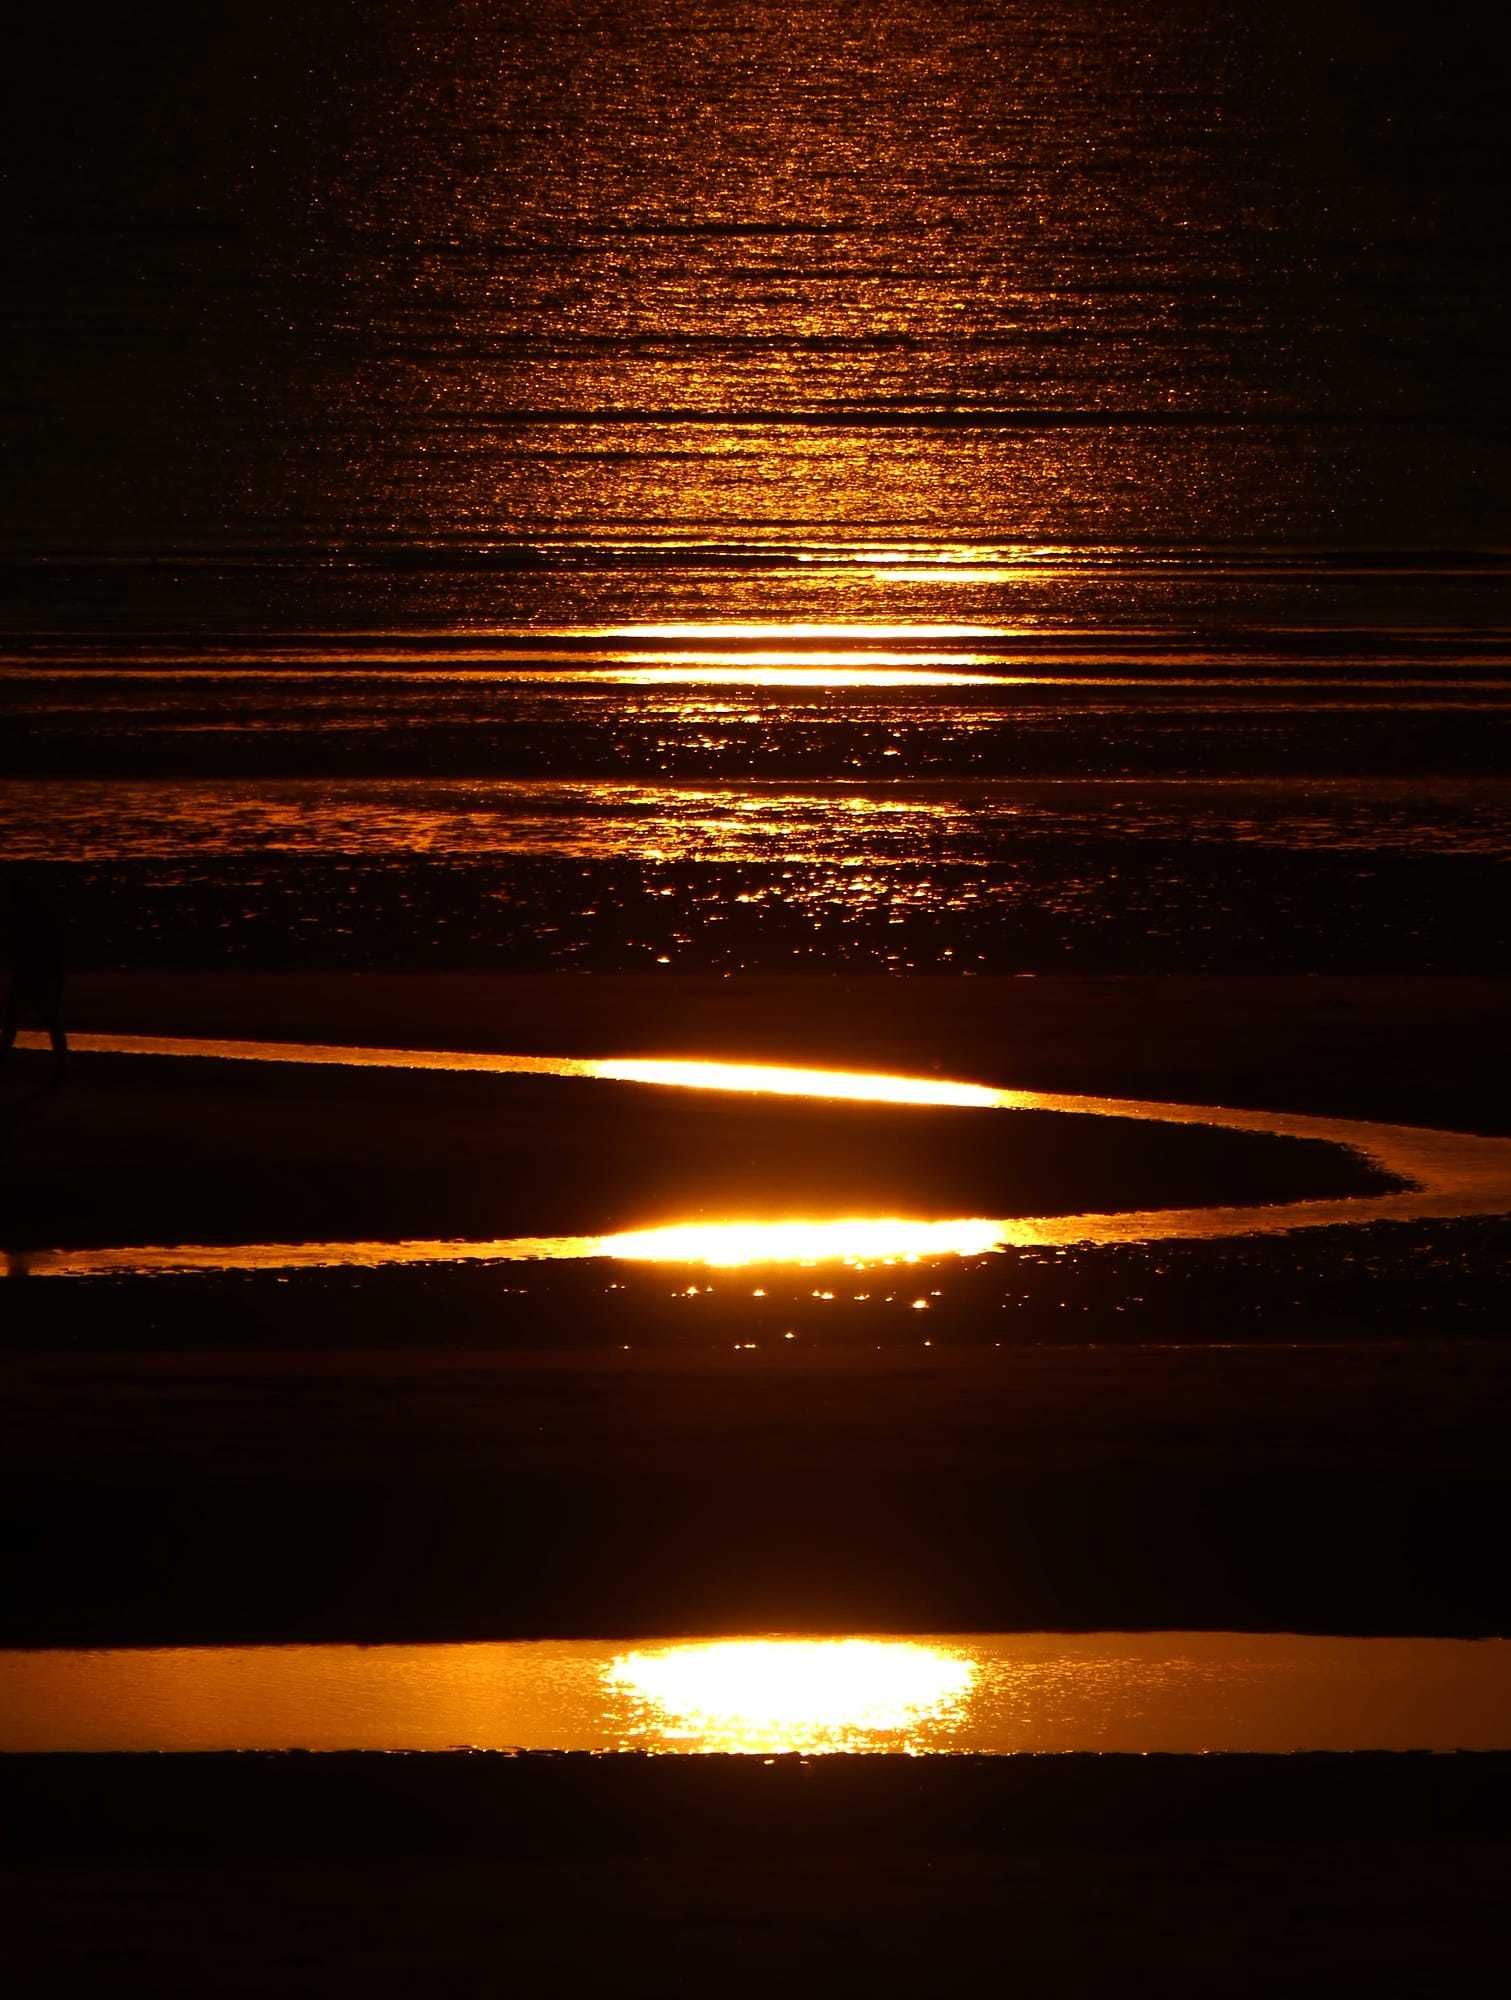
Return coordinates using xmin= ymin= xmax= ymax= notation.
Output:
xmin=9 ymin=4 xmax=1510 ymax=551
xmin=5 ymin=4 xmax=1508 ymax=970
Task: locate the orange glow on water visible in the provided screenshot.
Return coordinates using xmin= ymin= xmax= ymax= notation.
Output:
xmin=605 ymin=1639 xmax=976 ymax=1754
xmin=5 ymin=1633 xmax=1511 ymax=1754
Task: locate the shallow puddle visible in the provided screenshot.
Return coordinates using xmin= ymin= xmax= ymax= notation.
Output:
xmin=4 ymin=1632 xmax=1509 ymax=1755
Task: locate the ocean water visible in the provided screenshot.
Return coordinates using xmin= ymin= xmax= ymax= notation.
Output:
xmin=4 ymin=2 xmax=1508 ymax=972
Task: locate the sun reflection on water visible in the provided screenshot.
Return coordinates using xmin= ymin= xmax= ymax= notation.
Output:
xmin=592 ymin=1057 xmax=1001 ymax=1109
xmin=604 ymin=1639 xmax=977 ymax=1755
xmin=599 ymin=1217 xmax=1005 ymax=1266
xmin=604 ymin=622 xmax=1015 ymax=640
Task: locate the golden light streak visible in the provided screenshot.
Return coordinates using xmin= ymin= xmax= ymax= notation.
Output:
xmin=7 ymin=660 xmax=1486 ymax=689
xmin=597 ymin=1217 xmax=1007 ymax=1266
xmin=606 ymin=621 xmax=1015 ymax=640
xmin=592 ymin=660 xmax=1003 ymax=685
xmin=605 ymin=1639 xmax=976 ymax=1754
xmin=866 ymin=566 xmax=1079 ymax=584
xmin=592 ymin=1057 xmax=1001 ymax=1109
xmin=789 ymin=547 xmax=1068 ymax=570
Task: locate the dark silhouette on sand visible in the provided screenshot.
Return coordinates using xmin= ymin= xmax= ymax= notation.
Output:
xmin=1 ymin=876 xmax=68 ymax=1084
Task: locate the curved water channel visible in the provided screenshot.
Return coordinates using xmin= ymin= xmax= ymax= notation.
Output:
xmin=12 ymin=1029 xmax=1511 ymax=1277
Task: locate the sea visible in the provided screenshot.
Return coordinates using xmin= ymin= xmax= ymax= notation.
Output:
xmin=4 ymin=1 xmax=1508 ymax=975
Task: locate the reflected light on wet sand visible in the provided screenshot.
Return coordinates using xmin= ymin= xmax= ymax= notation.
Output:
xmin=606 ymin=1639 xmax=975 ymax=1754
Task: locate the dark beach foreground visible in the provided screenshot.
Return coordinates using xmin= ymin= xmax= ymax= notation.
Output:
xmin=2 ymin=1752 xmax=1509 ymax=1997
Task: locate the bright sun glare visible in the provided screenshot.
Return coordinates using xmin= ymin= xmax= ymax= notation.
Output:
xmin=605 ymin=1639 xmax=976 ymax=1753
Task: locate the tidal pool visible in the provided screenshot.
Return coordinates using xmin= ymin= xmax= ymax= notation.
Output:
xmin=4 ymin=1632 xmax=1509 ymax=1755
